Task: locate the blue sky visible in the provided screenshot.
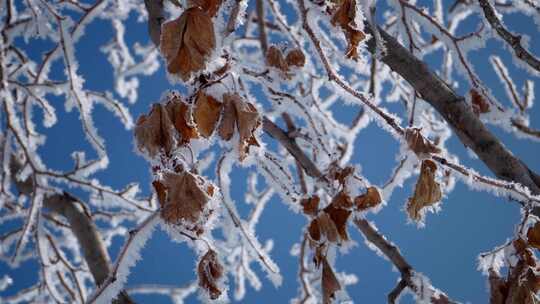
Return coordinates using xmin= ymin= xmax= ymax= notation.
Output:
xmin=2 ymin=1 xmax=540 ymax=303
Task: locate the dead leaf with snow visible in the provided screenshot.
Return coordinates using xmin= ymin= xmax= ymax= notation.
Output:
xmin=134 ymin=104 xmax=175 ymax=157
xmin=406 ymin=160 xmax=442 ymax=221
xmin=197 ymin=249 xmax=224 ymax=300
xmin=194 ymin=91 xmax=222 ymax=138
xmin=160 ymin=7 xmax=215 ymax=81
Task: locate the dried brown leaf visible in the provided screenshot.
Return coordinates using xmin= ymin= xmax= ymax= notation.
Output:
xmin=308 ymin=218 xmax=321 ymax=242
xmin=318 ymin=212 xmax=339 ymax=243
xmin=405 ymin=128 xmax=441 ymax=156
xmin=232 ymin=95 xmax=260 ymax=160
xmin=527 ymin=222 xmax=540 ymax=250
xmin=160 ymin=8 xmax=215 ymax=81
xmin=322 ymin=257 xmax=341 ymax=304
xmin=194 ymin=91 xmax=222 ymax=138
xmin=165 ymin=97 xmax=199 ymax=144
xmin=331 ymin=0 xmax=366 ymax=59
xmin=323 ymin=200 xmax=351 ymax=242
xmin=134 ymin=104 xmax=175 ymax=157
xmin=471 ymin=89 xmax=490 ymax=115
xmin=285 ymin=48 xmax=306 ymax=67
xmin=218 ymin=94 xmax=237 ymax=141
xmin=152 ymin=180 xmax=167 ymax=207
xmin=354 ymin=187 xmax=382 ymax=211
xmin=266 ymin=45 xmax=288 ymax=72
xmin=197 ymin=249 xmax=223 ymax=300
xmin=406 ymin=160 xmax=442 ymax=221
xmin=301 ymin=195 xmax=320 ymax=217
xmin=161 ymin=171 xmax=210 ymax=225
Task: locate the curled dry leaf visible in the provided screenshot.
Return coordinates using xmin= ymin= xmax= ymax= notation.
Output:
xmin=134 ymin=103 xmax=175 ymax=157
xmin=321 ymin=256 xmax=341 ymax=304
xmin=354 ymin=187 xmax=382 ymax=210
xmin=160 ymin=7 xmax=215 ymax=81
xmin=189 ymin=0 xmax=223 ymax=17
xmin=330 ymin=0 xmax=366 ymax=59
xmin=323 ymin=198 xmax=351 ymax=242
xmin=218 ymin=93 xmax=261 ymax=160
xmin=308 ymin=218 xmax=321 ymax=242
xmin=470 ymin=89 xmax=490 ymax=115
xmin=317 ymin=212 xmax=340 ymax=244
xmin=301 ymin=195 xmax=320 ymax=217
xmin=285 ymin=48 xmax=306 ymax=67
xmin=406 ymin=159 xmax=442 ymax=221
xmin=197 ymin=249 xmax=224 ymax=300
xmin=527 ymin=222 xmax=540 ymax=250
xmin=194 ymin=91 xmax=222 ymax=138
xmin=160 ymin=171 xmax=211 ymax=228
xmin=405 ymin=128 xmax=441 ymax=156
xmin=165 ymin=97 xmax=199 ymax=144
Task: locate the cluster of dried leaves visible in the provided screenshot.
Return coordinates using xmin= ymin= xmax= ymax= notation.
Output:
xmin=300 ymin=166 xmax=382 ymax=302
xmin=488 ymin=224 xmax=540 ymax=303
xmin=160 ymin=0 xmax=224 ymax=80
xmin=329 ymin=0 xmax=366 ymax=59
xmin=266 ymin=45 xmax=306 ymax=78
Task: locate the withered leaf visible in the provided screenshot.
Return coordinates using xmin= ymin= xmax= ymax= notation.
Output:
xmin=134 ymin=104 xmax=174 ymax=157
xmin=194 ymin=91 xmax=222 ymax=138
xmin=197 ymin=249 xmax=224 ymax=300
xmin=488 ymin=269 xmax=507 ymax=304
xmin=152 ymin=180 xmax=167 ymax=206
xmin=405 ymin=128 xmax=441 ymax=156
xmin=160 ymin=7 xmax=215 ymax=81
xmin=165 ymin=97 xmax=199 ymax=144
xmin=301 ymin=195 xmax=320 ymax=217
xmin=266 ymin=45 xmax=288 ymax=73
xmin=308 ymin=218 xmax=321 ymax=242
xmin=527 ymin=222 xmax=540 ymax=250
xmin=323 ymin=200 xmax=351 ymax=242
xmin=318 ymin=212 xmax=340 ymax=244
xmin=321 ymin=256 xmax=341 ymax=304
xmin=329 ymin=191 xmax=353 ymax=209
xmin=471 ymin=89 xmax=490 ymax=115
xmin=331 ymin=0 xmax=366 ymax=59
xmin=233 ymin=94 xmax=261 ymax=160
xmin=406 ymin=160 xmax=442 ymax=221
xmin=354 ymin=187 xmax=382 ymax=211
xmin=218 ymin=94 xmax=237 ymax=141
xmin=161 ymin=171 xmax=210 ymax=225
xmin=285 ymin=48 xmax=306 ymax=67
xmin=189 ymin=0 xmax=223 ymax=17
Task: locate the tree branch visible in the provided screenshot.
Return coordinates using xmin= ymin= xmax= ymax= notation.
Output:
xmin=366 ymin=26 xmax=540 ymax=198
xmin=10 ymin=159 xmax=134 ymax=303
xmin=478 ymin=0 xmax=540 ymax=73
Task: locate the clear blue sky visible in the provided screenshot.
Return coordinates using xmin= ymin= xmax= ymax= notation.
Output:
xmin=2 ymin=1 xmax=540 ymax=303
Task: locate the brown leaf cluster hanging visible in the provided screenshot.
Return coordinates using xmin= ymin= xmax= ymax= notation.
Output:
xmin=153 ymin=171 xmax=215 ymax=234
xmin=197 ymin=249 xmax=224 ymax=300
xmin=165 ymin=96 xmax=199 ymax=144
xmin=487 ymin=238 xmax=540 ymax=304
xmin=218 ymin=93 xmax=261 ymax=160
xmin=406 ymin=159 xmax=442 ymax=221
xmin=330 ymin=0 xmax=366 ymax=59
xmin=405 ymin=128 xmax=441 ymax=156
xmin=160 ymin=7 xmax=215 ymax=81
xmin=266 ymin=45 xmax=306 ymax=78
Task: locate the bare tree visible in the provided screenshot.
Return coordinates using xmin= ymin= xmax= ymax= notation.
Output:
xmin=1 ymin=0 xmax=539 ymax=303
